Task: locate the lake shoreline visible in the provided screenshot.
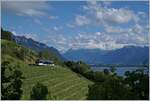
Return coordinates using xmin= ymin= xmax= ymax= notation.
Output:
xmin=91 ymin=66 xmax=149 ymax=76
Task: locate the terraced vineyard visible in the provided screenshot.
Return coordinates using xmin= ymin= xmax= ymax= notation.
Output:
xmin=2 ymin=40 xmax=93 ymax=100
xmin=2 ymin=56 xmax=93 ymax=100
xmin=20 ymin=64 xmax=92 ymax=100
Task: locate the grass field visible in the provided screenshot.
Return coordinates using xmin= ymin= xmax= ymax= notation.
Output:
xmin=2 ymin=40 xmax=93 ymax=100
xmin=3 ymin=56 xmax=93 ymax=100
xmin=21 ymin=64 xmax=92 ymax=100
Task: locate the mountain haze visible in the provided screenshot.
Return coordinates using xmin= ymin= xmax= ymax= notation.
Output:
xmin=63 ymin=46 xmax=149 ymax=65
xmin=13 ymin=35 xmax=65 ymax=61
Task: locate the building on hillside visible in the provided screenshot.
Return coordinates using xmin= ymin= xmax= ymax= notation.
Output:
xmin=35 ymin=59 xmax=54 ymax=66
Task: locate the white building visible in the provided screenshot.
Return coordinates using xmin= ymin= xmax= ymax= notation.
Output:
xmin=36 ymin=59 xmax=54 ymax=66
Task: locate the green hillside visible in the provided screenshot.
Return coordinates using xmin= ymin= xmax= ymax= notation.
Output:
xmin=1 ymin=39 xmax=93 ymax=100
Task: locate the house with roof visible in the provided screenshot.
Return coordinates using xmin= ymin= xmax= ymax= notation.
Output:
xmin=35 ymin=59 xmax=54 ymax=66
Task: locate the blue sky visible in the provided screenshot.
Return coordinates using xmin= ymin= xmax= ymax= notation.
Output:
xmin=1 ymin=1 xmax=149 ymax=53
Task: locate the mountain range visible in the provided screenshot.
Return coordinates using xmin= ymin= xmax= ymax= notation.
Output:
xmin=7 ymin=30 xmax=148 ymax=65
xmin=12 ymin=35 xmax=65 ymax=60
xmin=63 ymin=46 xmax=149 ymax=65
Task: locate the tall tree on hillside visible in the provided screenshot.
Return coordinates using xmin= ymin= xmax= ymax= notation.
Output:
xmin=1 ymin=28 xmax=13 ymax=41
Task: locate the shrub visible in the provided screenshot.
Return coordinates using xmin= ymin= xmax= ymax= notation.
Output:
xmin=124 ymin=70 xmax=149 ymax=99
xmin=88 ymin=78 xmax=133 ymax=100
xmin=30 ymin=82 xmax=48 ymax=100
xmin=1 ymin=61 xmax=24 ymax=100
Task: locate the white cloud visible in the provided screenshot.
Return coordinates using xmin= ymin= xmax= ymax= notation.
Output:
xmin=75 ymin=15 xmax=90 ymax=26
xmin=104 ymin=25 xmax=125 ymax=33
xmin=131 ymin=24 xmax=143 ymax=34
xmin=83 ymin=1 xmax=139 ymax=25
xmin=53 ymin=26 xmax=62 ymax=31
xmin=42 ymin=25 xmax=148 ymax=52
xmin=2 ymin=1 xmax=49 ymax=17
xmin=4 ymin=1 xmax=148 ymax=52
xmin=67 ymin=32 xmax=118 ymax=50
xmin=23 ymin=33 xmax=39 ymax=41
xmin=66 ymin=23 xmax=75 ymax=28
xmin=12 ymin=31 xmax=17 ymax=35
xmin=95 ymin=32 xmax=102 ymax=36
xmin=48 ymin=15 xmax=58 ymax=20
xmin=101 ymin=8 xmax=138 ymax=24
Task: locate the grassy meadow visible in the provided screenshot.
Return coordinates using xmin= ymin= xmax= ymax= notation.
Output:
xmin=2 ymin=39 xmax=93 ymax=100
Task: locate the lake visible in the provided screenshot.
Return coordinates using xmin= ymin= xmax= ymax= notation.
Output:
xmin=91 ymin=66 xmax=149 ymax=76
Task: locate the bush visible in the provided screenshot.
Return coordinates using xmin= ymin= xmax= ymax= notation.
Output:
xmin=88 ymin=77 xmax=133 ymax=100
xmin=124 ymin=70 xmax=149 ymax=99
xmin=64 ymin=61 xmax=91 ymax=75
xmin=64 ymin=61 xmax=110 ymax=82
xmin=30 ymin=82 xmax=48 ymax=100
xmin=93 ymin=71 xmax=108 ymax=82
xmin=1 ymin=61 xmax=24 ymax=100
xmin=103 ymin=69 xmax=109 ymax=75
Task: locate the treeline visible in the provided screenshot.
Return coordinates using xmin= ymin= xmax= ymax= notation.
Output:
xmin=64 ymin=61 xmax=149 ymax=100
xmin=1 ymin=61 xmax=56 ymax=100
xmin=64 ymin=61 xmax=117 ymax=82
xmin=92 ymin=63 xmax=149 ymax=68
xmin=1 ymin=28 xmax=14 ymax=41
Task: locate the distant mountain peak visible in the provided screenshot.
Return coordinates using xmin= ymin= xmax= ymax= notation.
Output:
xmin=63 ymin=46 xmax=149 ymax=65
xmin=13 ymin=35 xmax=65 ymax=60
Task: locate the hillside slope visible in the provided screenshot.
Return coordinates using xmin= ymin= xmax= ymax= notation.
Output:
xmin=1 ymin=40 xmax=92 ymax=100
xmin=13 ymin=35 xmax=65 ymax=60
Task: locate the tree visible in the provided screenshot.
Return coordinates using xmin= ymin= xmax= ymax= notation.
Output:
xmin=75 ymin=61 xmax=91 ymax=75
xmin=64 ymin=61 xmax=91 ymax=75
xmin=38 ymin=51 xmax=43 ymax=59
xmin=110 ymin=66 xmax=117 ymax=76
xmin=1 ymin=61 xmax=24 ymax=100
xmin=30 ymin=82 xmax=48 ymax=100
xmin=1 ymin=28 xmax=12 ymax=41
xmin=93 ymin=71 xmax=108 ymax=82
xmin=124 ymin=70 xmax=149 ymax=100
xmin=110 ymin=66 xmax=116 ymax=74
xmin=103 ymin=69 xmax=109 ymax=75
xmin=88 ymin=77 xmax=133 ymax=100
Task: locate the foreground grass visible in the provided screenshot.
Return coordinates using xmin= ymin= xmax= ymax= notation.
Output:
xmin=2 ymin=56 xmax=92 ymax=100
xmin=21 ymin=64 xmax=92 ymax=100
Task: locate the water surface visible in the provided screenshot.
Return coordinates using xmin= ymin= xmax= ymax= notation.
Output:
xmin=91 ymin=66 xmax=149 ymax=76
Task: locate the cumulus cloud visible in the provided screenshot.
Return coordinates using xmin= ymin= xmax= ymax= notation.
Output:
xmin=75 ymin=15 xmax=90 ymax=26
xmin=24 ymin=33 xmax=39 ymax=41
xmin=2 ymin=1 xmax=49 ymax=17
xmin=13 ymin=31 xmax=39 ymax=42
xmin=104 ymin=25 xmax=125 ymax=33
xmin=12 ymin=31 xmax=17 ymax=35
xmin=84 ymin=1 xmax=139 ymax=25
xmin=101 ymin=8 xmax=138 ymax=24
xmin=3 ymin=1 xmax=148 ymax=52
xmin=67 ymin=32 xmax=123 ymax=50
